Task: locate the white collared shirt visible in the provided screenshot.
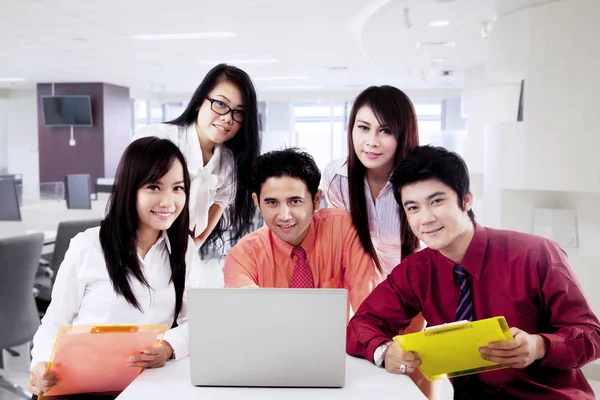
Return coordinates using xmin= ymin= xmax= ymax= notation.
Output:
xmin=132 ymin=123 xmax=236 ymax=234
xmin=321 ymin=158 xmax=402 ymax=274
xmin=30 ymin=227 xmax=205 ymax=369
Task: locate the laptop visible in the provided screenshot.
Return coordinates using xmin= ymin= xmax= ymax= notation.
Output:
xmin=188 ymin=288 xmax=347 ymax=388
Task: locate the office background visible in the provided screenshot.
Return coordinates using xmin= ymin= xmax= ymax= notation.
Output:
xmin=1 ymin=0 xmax=599 ymax=394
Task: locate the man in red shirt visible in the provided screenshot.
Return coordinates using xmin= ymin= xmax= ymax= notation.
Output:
xmin=347 ymin=145 xmax=600 ymax=399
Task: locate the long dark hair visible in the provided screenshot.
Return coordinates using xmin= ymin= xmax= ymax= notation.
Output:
xmin=100 ymin=137 xmax=191 ymax=323
xmin=168 ymin=63 xmax=260 ymax=255
xmin=345 ymin=85 xmax=420 ymax=268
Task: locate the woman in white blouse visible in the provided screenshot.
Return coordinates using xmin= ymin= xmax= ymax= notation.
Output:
xmin=132 ymin=64 xmax=260 ymax=252
xmin=29 ymin=137 xmax=204 ymax=396
xmin=322 ymin=85 xmax=421 ymax=273
xmin=322 ymin=86 xmax=433 ymax=397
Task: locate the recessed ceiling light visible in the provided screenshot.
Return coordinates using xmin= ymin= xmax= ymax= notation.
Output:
xmin=431 ymin=58 xmax=448 ymax=63
xmin=131 ymin=32 xmax=237 ymax=40
xmin=429 ymin=20 xmax=450 ymax=27
xmin=254 ymin=76 xmax=307 ymax=81
xmin=264 ymin=85 xmax=324 ymax=91
xmin=0 ymin=78 xmax=26 ymax=82
xmin=197 ymin=58 xmax=279 ymax=65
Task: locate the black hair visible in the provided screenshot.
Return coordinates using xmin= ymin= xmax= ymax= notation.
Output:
xmin=390 ymin=145 xmax=476 ymax=222
xmin=252 ymin=148 xmax=321 ymax=200
xmin=340 ymin=85 xmax=421 ymax=267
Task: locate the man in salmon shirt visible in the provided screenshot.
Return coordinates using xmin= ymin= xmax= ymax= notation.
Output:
xmin=346 ymin=145 xmax=600 ymax=399
xmin=223 ymin=147 xmax=381 ymax=315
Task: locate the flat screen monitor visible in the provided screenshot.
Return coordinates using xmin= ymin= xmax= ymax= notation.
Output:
xmin=0 ymin=176 xmax=21 ymax=221
xmin=42 ymin=96 xmax=93 ymax=127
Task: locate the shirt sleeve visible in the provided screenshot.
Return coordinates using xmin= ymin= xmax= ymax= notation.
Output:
xmin=341 ymin=216 xmax=383 ymax=314
xmin=346 ymin=260 xmax=421 ymax=363
xmin=321 ymin=161 xmax=347 ymax=210
xmin=535 ymin=240 xmax=600 ymax=369
xmin=30 ymin=237 xmax=88 ymax=369
xmin=213 ymin=164 xmax=236 ymax=208
xmin=222 ymin=243 xmax=260 ymax=288
xmin=162 ymin=239 xmax=206 ymax=361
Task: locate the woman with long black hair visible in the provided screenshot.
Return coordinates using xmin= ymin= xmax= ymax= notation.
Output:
xmin=29 ymin=137 xmax=203 ymax=396
xmin=133 ymin=64 xmax=261 ymax=253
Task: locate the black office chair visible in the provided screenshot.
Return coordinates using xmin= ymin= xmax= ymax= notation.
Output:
xmin=35 ymin=219 xmax=102 ymax=315
xmin=0 ymin=232 xmax=44 ymax=399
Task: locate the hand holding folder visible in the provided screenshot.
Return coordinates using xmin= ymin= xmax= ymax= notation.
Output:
xmin=39 ymin=324 xmax=168 ymax=398
xmin=393 ymin=316 xmax=513 ymax=381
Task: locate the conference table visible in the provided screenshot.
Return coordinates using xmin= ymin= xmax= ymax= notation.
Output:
xmin=117 ymin=355 xmax=428 ymax=399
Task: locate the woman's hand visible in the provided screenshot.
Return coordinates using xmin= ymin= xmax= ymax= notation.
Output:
xmin=28 ymin=362 xmax=59 ymax=396
xmin=126 ymin=341 xmax=174 ymax=369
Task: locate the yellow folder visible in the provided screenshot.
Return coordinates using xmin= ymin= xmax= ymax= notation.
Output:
xmin=41 ymin=324 xmax=168 ymax=397
xmin=393 ymin=316 xmax=513 ymax=381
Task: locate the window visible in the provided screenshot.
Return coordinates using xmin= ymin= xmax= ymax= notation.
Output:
xmin=292 ymin=102 xmax=348 ymax=172
xmin=132 ymin=100 xmax=185 ymax=136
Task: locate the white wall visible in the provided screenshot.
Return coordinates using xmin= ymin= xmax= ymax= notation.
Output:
xmin=6 ymin=89 xmax=39 ymax=201
xmin=461 ymin=83 xmax=521 ymax=176
xmin=479 ymin=0 xmax=600 ymax=316
xmin=0 ymin=97 xmax=8 ymax=174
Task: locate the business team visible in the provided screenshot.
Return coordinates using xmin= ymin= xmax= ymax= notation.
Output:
xmin=28 ymin=64 xmax=600 ymax=400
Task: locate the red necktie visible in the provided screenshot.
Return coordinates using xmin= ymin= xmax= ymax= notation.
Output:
xmin=290 ymin=246 xmax=315 ymax=288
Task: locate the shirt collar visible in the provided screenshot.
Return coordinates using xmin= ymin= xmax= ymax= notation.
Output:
xmin=271 ymin=218 xmax=317 ymax=258
xmin=184 ymin=123 xmax=222 ymax=172
xmin=156 ymin=230 xmax=172 ymax=254
xmin=433 ymin=223 xmax=487 ymax=279
xmin=332 ymin=158 xmax=393 ymax=191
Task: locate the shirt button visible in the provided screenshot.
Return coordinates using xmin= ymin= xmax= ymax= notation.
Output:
xmin=574 ymin=363 xmax=579 ymax=368
xmin=475 ymin=273 xmax=480 ymax=280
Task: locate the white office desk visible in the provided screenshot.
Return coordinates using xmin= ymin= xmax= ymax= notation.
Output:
xmin=117 ymin=355 xmax=427 ymax=400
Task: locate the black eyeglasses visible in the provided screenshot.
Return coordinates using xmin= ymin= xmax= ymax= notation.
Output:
xmin=206 ymin=97 xmax=245 ymax=123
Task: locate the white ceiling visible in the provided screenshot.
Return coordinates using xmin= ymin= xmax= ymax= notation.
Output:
xmin=0 ymin=0 xmax=502 ymax=96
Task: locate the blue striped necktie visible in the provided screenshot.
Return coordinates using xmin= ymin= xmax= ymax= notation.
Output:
xmin=454 ymin=265 xmax=474 ymax=321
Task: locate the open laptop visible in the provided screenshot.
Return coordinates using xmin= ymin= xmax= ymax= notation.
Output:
xmin=187 ymin=288 xmax=347 ymax=388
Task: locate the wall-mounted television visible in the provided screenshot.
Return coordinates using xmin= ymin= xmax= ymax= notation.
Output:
xmin=42 ymin=95 xmax=93 ymax=127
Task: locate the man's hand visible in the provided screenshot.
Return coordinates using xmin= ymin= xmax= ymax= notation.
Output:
xmin=384 ymin=342 xmax=422 ymax=375
xmin=126 ymin=341 xmax=174 ymax=369
xmin=28 ymin=362 xmax=59 ymax=395
xmin=479 ymin=327 xmax=547 ymax=369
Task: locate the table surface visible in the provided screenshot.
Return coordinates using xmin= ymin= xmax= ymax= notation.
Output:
xmin=117 ymin=355 xmax=427 ymax=400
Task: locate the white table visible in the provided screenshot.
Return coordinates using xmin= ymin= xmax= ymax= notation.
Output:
xmin=117 ymin=355 xmax=427 ymax=400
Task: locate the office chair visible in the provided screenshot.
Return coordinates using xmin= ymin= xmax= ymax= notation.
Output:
xmin=0 ymin=232 xmax=44 ymax=399
xmin=34 ymin=219 xmax=102 ymax=315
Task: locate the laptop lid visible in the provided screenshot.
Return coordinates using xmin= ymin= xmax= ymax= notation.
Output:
xmin=188 ymin=288 xmax=347 ymax=388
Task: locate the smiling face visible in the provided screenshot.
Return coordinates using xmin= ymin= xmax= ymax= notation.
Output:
xmin=253 ymin=176 xmax=322 ymax=247
xmin=351 ymin=105 xmax=399 ymax=174
xmin=195 ymin=80 xmax=244 ymax=146
xmin=136 ymin=159 xmax=186 ymax=241
xmin=401 ymin=178 xmax=475 ymax=263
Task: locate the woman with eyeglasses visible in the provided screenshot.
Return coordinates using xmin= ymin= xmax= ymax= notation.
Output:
xmin=133 ymin=64 xmax=261 ymax=253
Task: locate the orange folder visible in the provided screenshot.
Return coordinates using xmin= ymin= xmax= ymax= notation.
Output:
xmin=42 ymin=324 xmax=168 ymax=397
